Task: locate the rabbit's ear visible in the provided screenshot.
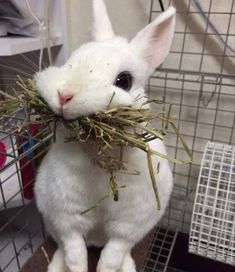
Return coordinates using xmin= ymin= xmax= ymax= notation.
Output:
xmin=93 ymin=0 xmax=114 ymax=41
xmin=130 ymin=7 xmax=176 ymax=74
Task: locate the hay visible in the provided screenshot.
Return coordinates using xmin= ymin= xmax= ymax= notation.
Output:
xmin=0 ymin=77 xmax=192 ymax=212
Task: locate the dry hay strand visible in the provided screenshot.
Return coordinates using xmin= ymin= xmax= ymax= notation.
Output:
xmin=0 ymin=77 xmax=192 ymax=212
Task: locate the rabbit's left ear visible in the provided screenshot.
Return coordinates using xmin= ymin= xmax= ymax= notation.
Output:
xmin=93 ymin=0 xmax=114 ymax=41
xmin=130 ymin=7 xmax=176 ymax=74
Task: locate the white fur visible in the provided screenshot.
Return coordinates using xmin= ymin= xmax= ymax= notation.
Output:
xmin=93 ymin=0 xmax=114 ymax=41
xmin=34 ymin=1 xmax=176 ymax=272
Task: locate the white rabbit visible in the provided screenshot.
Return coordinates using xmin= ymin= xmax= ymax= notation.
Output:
xmin=34 ymin=1 xmax=176 ymax=272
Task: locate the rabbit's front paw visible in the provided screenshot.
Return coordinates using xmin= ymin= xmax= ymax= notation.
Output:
xmin=47 ymin=248 xmax=65 ymax=272
xmin=120 ymin=253 xmax=136 ymax=272
xmin=97 ymin=239 xmax=132 ymax=272
xmin=97 ymin=254 xmax=121 ymax=272
xmin=62 ymin=233 xmax=88 ymax=272
xmin=96 ymin=262 xmax=116 ymax=272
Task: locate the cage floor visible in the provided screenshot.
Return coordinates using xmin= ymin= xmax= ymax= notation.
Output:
xmin=0 ymin=230 xmax=43 ymax=272
xmin=2 ymin=217 xmax=234 ymax=272
xmin=142 ymin=228 xmax=235 ymax=272
xmin=142 ymin=227 xmax=178 ymax=272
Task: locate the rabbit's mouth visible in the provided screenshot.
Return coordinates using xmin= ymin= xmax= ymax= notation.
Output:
xmin=60 ymin=110 xmax=80 ymax=121
xmin=61 ymin=116 xmax=98 ymax=142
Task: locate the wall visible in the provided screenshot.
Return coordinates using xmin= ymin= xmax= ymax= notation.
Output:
xmin=65 ymin=0 xmax=151 ymax=53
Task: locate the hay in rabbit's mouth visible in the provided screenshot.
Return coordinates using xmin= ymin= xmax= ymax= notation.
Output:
xmin=0 ymin=77 xmax=192 ymax=213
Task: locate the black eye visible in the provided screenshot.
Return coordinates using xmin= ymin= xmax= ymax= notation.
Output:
xmin=114 ymin=71 xmax=133 ymax=91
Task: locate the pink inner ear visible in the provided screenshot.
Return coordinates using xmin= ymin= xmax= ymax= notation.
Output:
xmin=145 ymin=19 xmax=175 ymax=70
xmin=130 ymin=7 xmax=176 ymax=74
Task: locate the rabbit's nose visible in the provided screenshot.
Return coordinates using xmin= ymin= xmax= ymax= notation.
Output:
xmin=59 ymin=93 xmax=73 ymax=106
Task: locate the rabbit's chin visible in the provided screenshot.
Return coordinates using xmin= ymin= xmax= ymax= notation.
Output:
xmin=60 ymin=107 xmax=101 ymax=120
xmin=60 ymin=109 xmax=94 ymax=120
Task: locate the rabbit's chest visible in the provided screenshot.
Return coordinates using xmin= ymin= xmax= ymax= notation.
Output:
xmin=60 ymin=147 xmax=154 ymax=210
xmin=48 ymin=144 xmax=143 ymax=207
xmin=45 ymin=139 xmax=170 ymax=217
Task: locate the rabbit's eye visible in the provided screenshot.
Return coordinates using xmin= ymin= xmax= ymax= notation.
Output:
xmin=114 ymin=72 xmax=133 ymax=91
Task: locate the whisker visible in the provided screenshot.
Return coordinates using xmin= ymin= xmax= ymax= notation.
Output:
xmin=0 ymin=63 xmax=33 ymax=77
xmin=0 ymin=83 xmax=22 ymax=86
xmin=1 ymin=59 xmax=37 ymax=74
xmin=30 ymin=51 xmax=40 ymax=61
xmin=19 ymin=54 xmax=39 ymax=71
xmin=30 ymin=51 xmax=49 ymax=70
xmin=0 ymin=76 xmax=28 ymax=79
xmin=0 ymin=75 xmax=27 ymax=79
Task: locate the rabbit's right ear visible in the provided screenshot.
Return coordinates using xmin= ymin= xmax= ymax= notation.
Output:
xmin=93 ymin=0 xmax=114 ymax=41
xmin=130 ymin=7 xmax=176 ymax=74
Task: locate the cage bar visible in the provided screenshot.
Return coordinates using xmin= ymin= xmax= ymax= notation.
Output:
xmin=189 ymin=141 xmax=235 ymax=265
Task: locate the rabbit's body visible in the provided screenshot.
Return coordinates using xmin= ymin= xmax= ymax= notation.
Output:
xmin=36 ymin=128 xmax=172 ymax=272
xmin=34 ymin=1 xmax=176 ymax=271
xmin=36 ymin=129 xmax=172 ymax=247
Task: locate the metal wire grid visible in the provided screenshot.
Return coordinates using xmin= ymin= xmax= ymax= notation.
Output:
xmin=142 ymin=228 xmax=178 ymax=272
xmin=142 ymin=187 xmax=186 ymax=272
xmin=0 ymin=111 xmax=52 ymax=272
xmin=149 ymin=69 xmax=235 ymax=233
xmin=0 ymin=203 xmax=45 ymax=272
xmin=0 ymin=112 xmax=52 ymax=209
xmin=143 ymin=0 xmax=235 ymax=270
xmin=189 ymin=142 xmax=235 ymax=265
xmin=149 ymin=0 xmax=235 ymax=76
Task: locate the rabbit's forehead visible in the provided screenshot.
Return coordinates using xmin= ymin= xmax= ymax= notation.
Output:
xmin=66 ymin=41 xmax=141 ymax=76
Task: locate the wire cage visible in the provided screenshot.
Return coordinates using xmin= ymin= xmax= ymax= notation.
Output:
xmin=189 ymin=141 xmax=235 ymax=265
xmin=142 ymin=0 xmax=235 ymax=271
xmin=0 ymin=110 xmax=52 ymax=271
xmin=0 ymin=0 xmax=235 ymax=272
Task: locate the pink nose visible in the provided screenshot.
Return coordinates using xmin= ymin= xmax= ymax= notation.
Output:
xmin=59 ymin=94 xmax=73 ymax=106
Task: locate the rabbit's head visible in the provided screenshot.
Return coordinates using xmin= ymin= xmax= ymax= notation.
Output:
xmin=35 ymin=0 xmax=175 ymax=120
